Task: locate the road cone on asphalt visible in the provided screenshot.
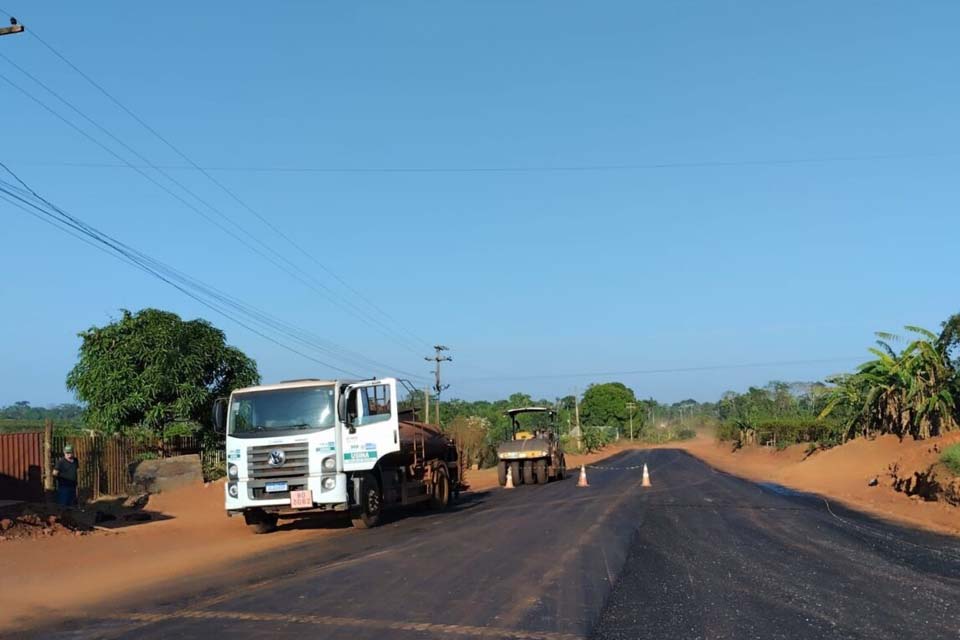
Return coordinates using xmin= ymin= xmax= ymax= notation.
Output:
xmin=505 ymin=465 xmax=515 ymax=489
xmin=577 ymin=465 xmax=589 ymax=488
xmin=641 ymin=463 xmax=652 ymax=488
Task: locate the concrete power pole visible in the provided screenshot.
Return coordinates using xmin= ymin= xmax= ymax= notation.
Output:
xmin=424 ymin=345 xmax=451 ymax=425
xmin=574 ymin=388 xmax=582 ymax=452
xmin=626 ymin=402 xmax=636 ymax=440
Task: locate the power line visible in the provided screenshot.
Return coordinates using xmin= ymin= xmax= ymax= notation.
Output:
xmin=17 ymin=150 xmax=960 ymax=175
xmin=3 ymin=25 xmax=431 ymax=352
xmin=0 ymin=163 xmax=428 ymax=382
xmin=0 ymin=67 xmax=427 ymax=355
xmin=0 ymin=178 xmax=425 ymax=381
xmin=450 ymin=357 xmax=864 ymax=383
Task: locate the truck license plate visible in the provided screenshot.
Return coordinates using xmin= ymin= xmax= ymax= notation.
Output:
xmin=290 ymin=490 xmax=313 ymax=509
xmin=265 ymin=481 xmax=288 ymax=493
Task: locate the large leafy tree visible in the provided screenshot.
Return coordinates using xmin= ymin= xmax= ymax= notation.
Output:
xmin=579 ymin=382 xmax=637 ymax=432
xmin=66 ymin=309 xmax=260 ymax=434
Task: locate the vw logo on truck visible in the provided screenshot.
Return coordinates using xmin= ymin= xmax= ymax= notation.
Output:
xmin=268 ymin=449 xmax=286 ymax=466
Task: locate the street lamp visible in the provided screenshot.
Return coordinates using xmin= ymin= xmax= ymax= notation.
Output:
xmin=0 ymin=17 xmax=24 ymax=38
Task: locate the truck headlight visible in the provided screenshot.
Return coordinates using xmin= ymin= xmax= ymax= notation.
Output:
xmin=228 ymin=463 xmax=239 ymax=479
xmin=322 ymin=456 xmax=336 ymax=471
xmin=322 ymin=477 xmax=336 ymax=490
xmin=227 ymin=482 xmax=239 ymax=498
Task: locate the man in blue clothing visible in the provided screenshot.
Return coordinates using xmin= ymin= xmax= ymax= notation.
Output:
xmin=52 ymin=444 xmax=79 ymax=507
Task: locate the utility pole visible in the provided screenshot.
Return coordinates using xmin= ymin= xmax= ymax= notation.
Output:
xmin=0 ymin=17 xmax=24 ymax=38
xmin=626 ymin=402 xmax=636 ymax=440
xmin=424 ymin=345 xmax=451 ymax=425
xmin=574 ymin=388 xmax=582 ymax=452
xmin=423 ymin=387 xmax=430 ymax=424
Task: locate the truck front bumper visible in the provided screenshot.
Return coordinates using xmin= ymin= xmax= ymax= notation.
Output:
xmin=225 ymin=472 xmax=349 ymax=513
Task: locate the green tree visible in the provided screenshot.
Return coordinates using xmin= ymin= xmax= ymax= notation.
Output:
xmin=579 ymin=382 xmax=636 ymax=433
xmin=821 ymin=325 xmax=957 ymax=439
xmin=66 ymin=308 xmax=260 ymax=434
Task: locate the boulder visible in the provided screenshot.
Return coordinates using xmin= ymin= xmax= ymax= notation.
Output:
xmin=130 ymin=454 xmax=202 ymax=494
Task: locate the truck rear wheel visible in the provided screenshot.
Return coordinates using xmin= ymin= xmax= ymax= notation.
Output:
xmin=534 ymin=459 xmax=548 ymax=484
xmin=497 ymin=461 xmax=508 ymax=486
xmin=430 ymin=465 xmax=451 ymax=510
xmin=351 ymin=473 xmax=382 ymax=529
xmin=510 ymin=461 xmax=522 ymax=485
xmin=522 ymin=461 xmax=534 ymax=485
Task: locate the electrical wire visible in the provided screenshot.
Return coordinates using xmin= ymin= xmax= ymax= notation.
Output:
xmin=0 ymin=24 xmax=432 ymax=352
xmin=450 ymin=357 xmax=864 ymax=383
xmin=21 ymin=150 xmax=960 ymax=175
xmin=0 ymin=163 xmax=428 ymax=381
xmin=0 ymin=68 xmax=428 ymax=355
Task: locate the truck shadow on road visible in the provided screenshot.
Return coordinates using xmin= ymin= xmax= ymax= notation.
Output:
xmin=274 ymin=490 xmax=492 ymax=532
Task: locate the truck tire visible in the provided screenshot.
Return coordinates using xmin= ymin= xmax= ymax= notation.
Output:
xmin=430 ymin=465 xmax=451 ymax=510
xmin=534 ymin=459 xmax=548 ymax=484
xmin=497 ymin=461 xmax=508 ymax=487
xmin=351 ymin=473 xmax=382 ymax=529
xmin=557 ymin=455 xmax=567 ymax=480
xmin=510 ymin=461 xmax=522 ymax=486
xmin=522 ymin=461 xmax=534 ymax=485
xmin=244 ymin=510 xmax=278 ymax=535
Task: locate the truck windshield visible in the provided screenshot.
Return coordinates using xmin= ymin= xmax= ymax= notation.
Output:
xmin=229 ymin=385 xmax=335 ymax=436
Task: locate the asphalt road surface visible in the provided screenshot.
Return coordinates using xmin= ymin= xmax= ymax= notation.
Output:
xmin=37 ymin=449 xmax=960 ymax=640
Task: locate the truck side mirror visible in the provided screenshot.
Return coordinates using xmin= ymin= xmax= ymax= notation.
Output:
xmin=212 ymin=398 xmax=227 ymax=434
xmin=339 ymin=389 xmax=355 ymax=434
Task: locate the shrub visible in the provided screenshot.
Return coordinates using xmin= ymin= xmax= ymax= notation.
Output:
xmin=717 ymin=417 xmax=843 ymax=449
xmin=942 ymin=444 xmax=960 ymax=475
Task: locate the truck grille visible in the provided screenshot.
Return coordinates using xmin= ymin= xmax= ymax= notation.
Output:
xmin=247 ymin=443 xmax=310 ymax=479
xmin=249 ymin=478 xmax=308 ymax=501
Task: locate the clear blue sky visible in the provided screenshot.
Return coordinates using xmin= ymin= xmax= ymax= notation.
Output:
xmin=1 ymin=2 xmax=957 ymax=407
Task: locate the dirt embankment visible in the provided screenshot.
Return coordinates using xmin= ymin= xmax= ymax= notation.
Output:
xmin=676 ymin=432 xmax=960 ymax=537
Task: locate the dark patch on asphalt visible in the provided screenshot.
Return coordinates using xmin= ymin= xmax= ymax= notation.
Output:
xmin=591 ymin=452 xmax=960 ymax=640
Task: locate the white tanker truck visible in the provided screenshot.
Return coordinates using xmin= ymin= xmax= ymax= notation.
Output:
xmin=213 ymin=377 xmax=459 ymax=533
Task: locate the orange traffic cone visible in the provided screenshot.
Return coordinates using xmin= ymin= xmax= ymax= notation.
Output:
xmin=577 ymin=464 xmax=589 ymax=487
xmin=504 ymin=465 xmax=515 ymax=489
xmin=641 ymin=463 xmax=652 ymax=488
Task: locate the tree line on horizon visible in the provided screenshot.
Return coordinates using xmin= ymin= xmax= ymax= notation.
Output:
xmin=6 ymin=308 xmax=958 ymax=451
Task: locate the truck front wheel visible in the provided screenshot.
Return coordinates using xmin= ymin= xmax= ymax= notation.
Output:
xmin=244 ymin=510 xmax=278 ymax=534
xmin=351 ymin=473 xmax=382 ymax=529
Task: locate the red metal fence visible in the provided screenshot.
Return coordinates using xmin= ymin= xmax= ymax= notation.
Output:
xmin=0 ymin=432 xmax=44 ymax=501
xmin=0 ymin=430 xmax=219 ymax=502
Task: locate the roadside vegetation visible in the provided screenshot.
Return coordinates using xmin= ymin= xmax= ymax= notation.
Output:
xmin=942 ymin=444 xmax=960 ymax=476
xmin=714 ymin=312 xmax=960 ymax=451
xmin=819 ymin=316 xmax=959 ymax=440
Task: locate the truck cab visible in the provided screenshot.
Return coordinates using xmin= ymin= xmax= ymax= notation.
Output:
xmin=214 ymin=377 xmax=457 ymax=533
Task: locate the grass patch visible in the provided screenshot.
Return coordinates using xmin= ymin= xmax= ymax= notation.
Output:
xmin=941 ymin=443 xmax=960 ymax=475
